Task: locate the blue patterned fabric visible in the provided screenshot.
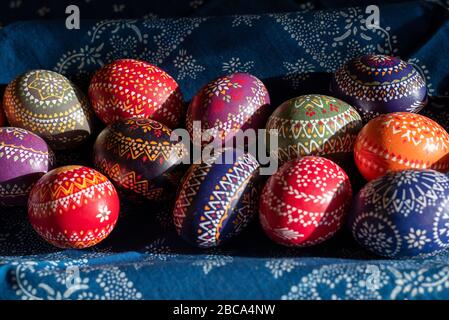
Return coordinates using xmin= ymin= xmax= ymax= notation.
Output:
xmin=1 ymin=0 xmax=449 ymax=300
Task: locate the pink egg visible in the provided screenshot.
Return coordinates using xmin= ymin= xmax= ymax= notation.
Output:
xmin=186 ymin=73 xmax=270 ymax=146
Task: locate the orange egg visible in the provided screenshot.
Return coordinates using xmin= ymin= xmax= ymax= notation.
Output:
xmin=354 ymin=112 xmax=449 ymax=181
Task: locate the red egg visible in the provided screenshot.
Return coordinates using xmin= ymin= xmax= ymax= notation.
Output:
xmin=28 ymin=165 xmax=120 ymax=249
xmin=89 ymin=59 xmax=184 ymax=128
xmin=259 ymin=156 xmax=352 ymax=247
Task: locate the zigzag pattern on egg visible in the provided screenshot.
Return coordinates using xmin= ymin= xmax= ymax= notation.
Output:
xmin=0 ymin=143 xmax=53 ymax=167
xmin=3 ymin=70 xmax=93 ymax=150
xmin=95 ymin=159 xmax=165 ymax=201
xmin=4 ymin=75 xmax=92 ymax=132
xmin=267 ymin=110 xmax=361 ymax=161
xmin=103 ymin=131 xmax=179 ymax=162
xmin=331 ymin=54 xmax=428 ymax=122
xmin=174 ymin=150 xmax=260 ymax=248
xmin=0 ymin=127 xmax=54 ymax=206
xmin=29 ymin=166 xmax=115 ymax=215
xmin=93 ymin=118 xmax=186 ymax=202
xmin=335 ymin=58 xmax=426 ymax=103
xmin=89 ymin=59 xmax=183 ymax=128
xmin=197 ymin=155 xmax=259 ymax=247
xmin=28 ymin=165 xmax=120 ymax=249
xmin=266 ymin=94 xmax=362 ymax=165
xmin=173 ymin=164 xmax=211 ymax=231
xmin=33 ymin=222 xmax=116 ymax=249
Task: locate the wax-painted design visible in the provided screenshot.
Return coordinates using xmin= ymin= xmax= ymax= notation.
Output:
xmin=89 ymin=59 xmax=184 ymax=128
xmin=354 ymin=112 xmax=449 ymax=181
xmin=3 ymin=70 xmax=94 ymax=150
xmin=173 ymin=149 xmax=260 ymax=248
xmin=259 ymin=156 xmax=352 ymax=247
xmin=93 ymin=118 xmax=186 ymax=202
xmin=28 ymin=165 xmax=120 ymax=249
xmin=266 ymin=94 xmax=362 ymax=165
xmin=186 ymin=73 xmax=270 ymax=145
xmin=331 ymin=54 xmax=427 ymax=122
xmin=349 ymin=170 xmax=449 ymax=258
xmin=0 ymin=127 xmax=55 ymax=206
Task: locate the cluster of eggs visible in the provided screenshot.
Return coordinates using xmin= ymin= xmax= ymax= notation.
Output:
xmin=0 ymin=60 xmax=187 ymax=249
xmin=0 ymin=59 xmax=270 ymax=250
xmin=1 ymin=54 xmax=449 ymax=259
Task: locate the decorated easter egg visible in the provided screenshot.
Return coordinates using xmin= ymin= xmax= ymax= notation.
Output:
xmin=0 ymin=127 xmax=55 ymax=206
xmin=93 ymin=118 xmax=187 ymax=202
xmin=349 ymin=169 xmax=449 ymax=258
xmin=259 ymin=156 xmax=352 ymax=247
xmin=186 ymin=73 xmax=270 ymax=146
xmin=89 ymin=59 xmax=184 ymax=128
xmin=28 ymin=165 xmax=120 ymax=249
xmin=354 ymin=112 xmax=449 ymax=181
xmin=266 ymin=94 xmax=362 ymax=166
xmin=331 ymin=54 xmax=427 ymax=122
xmin=173 ymin=149 xmax=260 ymax=248
xmin=3 ymin=70 xmax=94 ymax=150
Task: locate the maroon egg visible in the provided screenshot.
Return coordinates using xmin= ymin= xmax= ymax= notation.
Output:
xmin=93 ymin=118 xmax=187 ymax=203
xmin=186 ymin=73 xmax=270 ymax=146
xmin=0 ymin=127 xmax=55 ymax=206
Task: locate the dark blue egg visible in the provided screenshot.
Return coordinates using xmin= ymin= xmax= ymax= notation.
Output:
xmin=331 ymin=54 xmax=428 ymax=122
xmin=349 ymin=170 xmax=449 ymax=258
xmin=173 ymin=149 xmax=260 ymax=248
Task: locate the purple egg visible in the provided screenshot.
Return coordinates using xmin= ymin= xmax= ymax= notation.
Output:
xmin=331 ymin=54 xmax=428 ymax=122
xmin=0 ymin=127 xmax=55 ymax=206
xmin=186 ymin=73 xmax=271 ymax=146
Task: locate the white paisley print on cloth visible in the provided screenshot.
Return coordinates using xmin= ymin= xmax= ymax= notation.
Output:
xmin=282 ymin=263 xmax=449 ymax=300
xmin=173 ymin=49 xmax=205 ymax=80
xmin=192 ymin=249 xmax=234 ymax=275
xmin=9 ymin=256 xmax=142 ymax=300
xmin=231 ymin=15 xmax=261 ymax=27
xmin=55 ymin=18 xmax=207 ymax=79
xmin=408 ymin=57 xmax=434 ymax=95
xmin=265 ymin=259 xmax=301 ymax=279
xmin=283 ymin=58 xmax=315 ymax=89
xmin=271 ymin=7 xmax=398 ymax=71
xmin=222 ymin=57 xmax=255 ymax=74
xmin=143 ymin=238 xmax=178 ymax=262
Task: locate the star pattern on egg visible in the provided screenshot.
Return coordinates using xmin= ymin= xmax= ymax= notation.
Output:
xmin=28 ymin=72 xmax=72 ymax=101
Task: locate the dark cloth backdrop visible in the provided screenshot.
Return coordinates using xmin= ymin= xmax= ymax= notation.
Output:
xmin=0 ymin=0 xmax=449 ymax=300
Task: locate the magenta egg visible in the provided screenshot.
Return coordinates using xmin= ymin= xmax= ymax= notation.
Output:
xmin=186 ymin=73 xmax=270 ymax=146
xmin=0 ymin=127 xmax=55 ymax=206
